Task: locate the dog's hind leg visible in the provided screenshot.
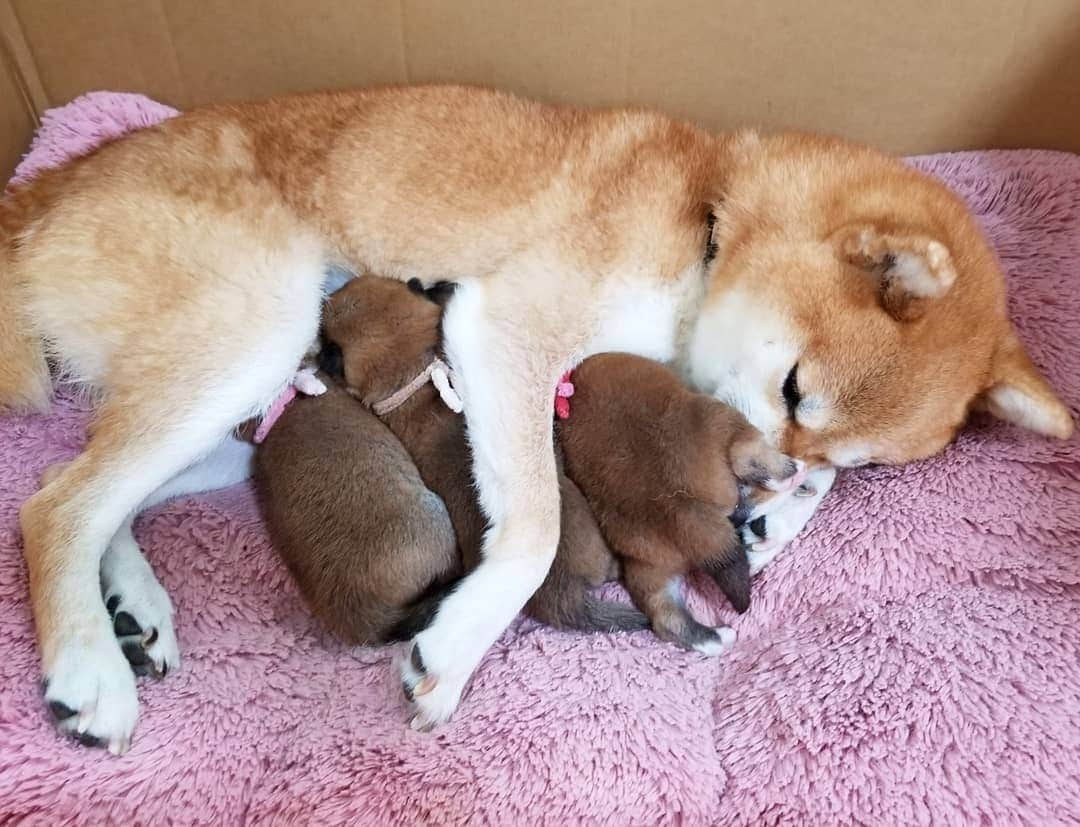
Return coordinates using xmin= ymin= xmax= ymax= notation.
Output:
xmin=103 ymin=436 xmax=256 ymax=680
xmin=42 ymin=437 xmax=257 ymax=683
xmin=24 ymin=400 xmax=257 ymax=753
xmin=22 ymin=279 xmax=323 ymax=753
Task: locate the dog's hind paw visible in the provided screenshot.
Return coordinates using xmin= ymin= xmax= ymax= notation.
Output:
xmin=105 ymin=591 xmax=179 ymax=679
xmin=43 ymin=628 xmax=139 ymax=755
xmin=101 ymin=527 xmax=180 ymax=680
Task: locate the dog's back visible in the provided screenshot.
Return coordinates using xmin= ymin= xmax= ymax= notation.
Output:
xmin=254 ymin=382 xmax=459 ymax=645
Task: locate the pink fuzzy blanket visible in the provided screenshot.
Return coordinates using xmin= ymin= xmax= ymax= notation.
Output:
xmin=1 ymin=93 xmax=1078 ymax=825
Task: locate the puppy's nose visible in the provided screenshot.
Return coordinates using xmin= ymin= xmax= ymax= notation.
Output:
xmin=728 ymin=500 xmax=752 ymax=528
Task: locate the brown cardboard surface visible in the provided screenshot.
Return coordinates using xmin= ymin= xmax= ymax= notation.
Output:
xmin=0 ymin=54 xmax=33 ymax=183
xmin=0 ymin=0 xmax=35 ymax=183
xmin=2 ymin=0 xmax=1080 ymax=182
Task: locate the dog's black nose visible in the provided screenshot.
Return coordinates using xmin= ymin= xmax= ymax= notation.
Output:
xmin=748 ymin=516 xmax=767 ymax=539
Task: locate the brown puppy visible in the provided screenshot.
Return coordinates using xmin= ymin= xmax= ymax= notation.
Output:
xmin=558 ymin=353 xmax=801 ymax=654
xmin=319 ymin=276 xmax=649 ymax=637
xmin=252 ymin=382 xmax=460 ymax=645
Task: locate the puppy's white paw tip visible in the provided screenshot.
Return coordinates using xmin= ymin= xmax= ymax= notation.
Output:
xmin=692 ymin=626 xmax=737 ymax=656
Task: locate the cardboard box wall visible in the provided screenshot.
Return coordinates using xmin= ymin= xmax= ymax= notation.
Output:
xmin=3 ymin=0 xmax=1080 ymax=183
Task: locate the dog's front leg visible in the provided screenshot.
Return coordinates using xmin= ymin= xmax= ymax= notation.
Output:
xmin=400 ymin=281 xmax=567 ymax=731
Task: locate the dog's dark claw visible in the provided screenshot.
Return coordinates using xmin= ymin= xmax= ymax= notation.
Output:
xmin=410 ymin=645 xmax=426 ymax=675
xmin=113 ymin=611 xmax=142 ymax=637
xmin=121 ymin=640 xmax=152 ymax=667
xmin=48 ymin=700 xmax=77 ymax=722
xmin=75 ymin=732 xmax=104 ymax=749
xmin=402 ymin=680 xmax=415 ymax=702
xmin=159 ymin=661 xmax=168 ymax=679
xmin=106 ymin=594 xmax=121 ymax=616
xmin=142 ymin=627 xmax=158 ymax=647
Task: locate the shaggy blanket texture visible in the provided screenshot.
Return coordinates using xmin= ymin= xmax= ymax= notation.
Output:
xmin=1 ymin=93 xmax=1078 ymax=825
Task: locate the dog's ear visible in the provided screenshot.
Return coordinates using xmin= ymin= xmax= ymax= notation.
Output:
xmin=834 ymin=224 xmax=957 ymax=322
xmin=973 ymin=331 xmax=1073 ymax=439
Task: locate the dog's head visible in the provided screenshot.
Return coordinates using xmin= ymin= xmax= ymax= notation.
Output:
xmin=688 ymin=132 xmax=1073 ymax=468
xmin=320 ymin=276 xmax=449 ymax=406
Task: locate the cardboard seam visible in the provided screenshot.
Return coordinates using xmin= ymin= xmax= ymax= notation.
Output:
xmin=154 ymin=0 xmax=189 ymax=106
xmin=397 ymin=0 xmax=411 ymax=84
xmin=0 ymin=0 xmax=44 ymax=125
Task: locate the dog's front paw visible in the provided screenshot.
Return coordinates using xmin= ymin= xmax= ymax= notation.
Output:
xmin=741 ymin=467 xmax=837 ymax=575
xmin=43 ymin=628 xmax=139 ymax=755
xmin=400 ymin=641 xmax=470 ymax=732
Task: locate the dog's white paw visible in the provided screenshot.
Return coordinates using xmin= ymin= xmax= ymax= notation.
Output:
xmin=400 ymin=641 xmax=469 ymax=732
xmin=105 ymin=588 xmax=179 ymax=680
xmin=101 ymin=531 xmax=180 ymax=679
xmin=43 ymin=628 xmax=139 ymax=755
xmin=741 ymin=467 xmax=837 ymax=574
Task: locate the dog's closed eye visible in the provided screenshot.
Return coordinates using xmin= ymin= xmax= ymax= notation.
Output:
xmin=782 ymin=364 xmax=801 ymax=416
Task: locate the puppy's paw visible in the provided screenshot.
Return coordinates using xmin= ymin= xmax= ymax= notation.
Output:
xmin=690 ymin=625 xmax=737 ymax=657
xmin=43 ymin=629 xmax=139 ymax=755
xmin=762 ymin=457 xmax=807 ymax=493
xmin=293 ymin=366 xmax=327 ymax=396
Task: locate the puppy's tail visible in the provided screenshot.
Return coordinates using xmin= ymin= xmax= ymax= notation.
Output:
xmin=0 ymin=183 xmax=51 ymax=412
xmin=386 ymin=572 xmax=649 ymax=643
xmin=527 ymin=569 xmax=649 ymax=634
xmin=576 ymin=593 xmax=650 ymax=634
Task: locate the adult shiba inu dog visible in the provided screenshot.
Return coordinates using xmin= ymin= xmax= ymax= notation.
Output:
xmin=0 ymin=85 xmax=1071 ymax=752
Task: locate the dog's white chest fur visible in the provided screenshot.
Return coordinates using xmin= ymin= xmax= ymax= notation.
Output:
xmin=587 ymin=265 xmax=703 ymax=363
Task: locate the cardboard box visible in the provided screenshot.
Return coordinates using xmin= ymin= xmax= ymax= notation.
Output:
xmin=3 ymin=0 xmax=1080 ymax=182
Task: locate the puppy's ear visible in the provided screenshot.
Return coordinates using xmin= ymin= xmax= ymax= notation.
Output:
xmin=318 ymin=338 xmax=345 ymax=379
xmin=424 ymin=281 xmax=459 ymax=308
xmin=973 ymin=331 xmax=1073 ymax=439
xmin=834 ymin=224 xmax=957 ymax=322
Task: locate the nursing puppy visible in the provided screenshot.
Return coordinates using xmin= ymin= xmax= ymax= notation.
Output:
xmin=557 ymin=353 xmax=803 ymax=652
xmin=253 ymin=382 xmax=460 ymax=645
xmin=3 ymin=86 xmax=1072 ymax=748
